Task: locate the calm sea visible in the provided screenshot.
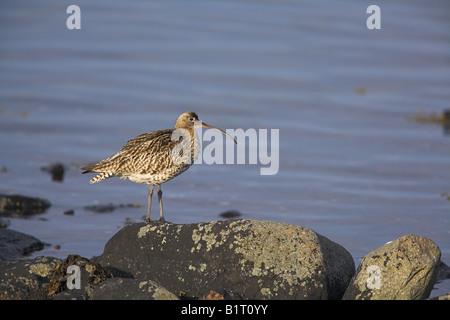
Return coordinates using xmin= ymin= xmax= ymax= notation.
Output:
xmin=1 ymin=0 xmax=449 ymax=296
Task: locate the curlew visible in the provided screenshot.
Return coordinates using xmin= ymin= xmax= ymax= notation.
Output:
xmin=81 ymin=111 xmax=236 ymax=223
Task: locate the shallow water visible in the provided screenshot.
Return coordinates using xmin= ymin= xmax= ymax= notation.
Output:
xmin=1 ymin=0 xmax=449 ymax=296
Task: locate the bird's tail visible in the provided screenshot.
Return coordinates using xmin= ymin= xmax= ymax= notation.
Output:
xmin=88 ymin=172 xmax=115 ymax=184
xmin=81 ymin=164 xmax=115 ymax=184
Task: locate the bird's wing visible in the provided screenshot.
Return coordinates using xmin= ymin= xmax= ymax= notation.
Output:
xmin=87 ymin=129 xmax=184 ymax=175
xmin=120 ymin=129 xmax=173 ymax=151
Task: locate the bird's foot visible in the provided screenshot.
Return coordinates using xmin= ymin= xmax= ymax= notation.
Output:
xmin=158 ymin=217 xmax=172 ymax=224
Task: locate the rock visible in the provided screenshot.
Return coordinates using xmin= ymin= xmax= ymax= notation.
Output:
xmin=51 ymin=290 xmax=85 ymax=300
xmin=40 ymin=162 xmax=65 ymax=182
xmin=219 ymin=210 xmax=242 ymax=219
xmin=92 ymin=278 xmax=178 ymax=300
xmin=0 ymin=194 xmax=51 ymax=217
xmin=200 ymin=289 xmax=243 ymax=300
xmin=46 ymin=254 xmax=113 ymax=300
xmin=436 ymin=261 xmax=450 ymax=282
xmin=428 ymin=261 xmax=450 ymax=300
xmin=63 ymin=209 xmax=74 ymax=216
xmin=0 ymin=228 xmax=45 ymax=260
xmin=0 ymin=218 xmax=10 ymax=228
xmin=94 ymin=219 xmax=355 ymax=300
xmin=0 ymin=256 xmax=61 ymax=299
xmin=429 ymin=292 xmax=450 ymax=300
xmin=342 ymin=235 xmax=441 ymax=300
xmin=84 ymin=203 xmax=141 ymax=213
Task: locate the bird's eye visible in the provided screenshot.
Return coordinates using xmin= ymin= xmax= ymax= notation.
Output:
xmin=189 ymin=117 xmax=194 ymax=122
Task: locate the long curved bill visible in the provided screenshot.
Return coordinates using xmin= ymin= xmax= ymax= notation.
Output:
xmin=200 ymin=122 xmax=237 ymax=144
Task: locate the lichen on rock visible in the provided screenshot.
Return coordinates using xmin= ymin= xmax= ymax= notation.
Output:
xmin=95 ymin=219 xmax=355 ymax=299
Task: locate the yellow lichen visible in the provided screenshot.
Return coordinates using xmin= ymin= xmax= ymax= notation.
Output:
xmin=29 ymin=263 xmax=54 ymax=278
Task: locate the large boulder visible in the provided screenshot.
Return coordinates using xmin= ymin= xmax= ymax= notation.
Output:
xmin=342 ymin=234 xmax=441 ymax=300
xmin=94 ymin=219 xmax=355 ymax=299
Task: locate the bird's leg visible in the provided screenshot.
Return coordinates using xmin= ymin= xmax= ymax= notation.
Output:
xmin=145 ymin=184 xmax=155 ymax=224
xmin=157 ymin=184 xmax=165 ymax=222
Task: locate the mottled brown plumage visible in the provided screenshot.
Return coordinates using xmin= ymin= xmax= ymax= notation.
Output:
xmin=81 ymin=111 xmax=236 ymax=223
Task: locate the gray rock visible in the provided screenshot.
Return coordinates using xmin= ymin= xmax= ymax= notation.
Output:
xmin=342 ymin=234 xmax=441 ymax=300
xmin=0 ymin=256 xmax=61 ymax=300
xmin=0 ymin=228 xmax=44 ymax=260
xmin=0 ymin=218 xmax=10 ymax=228
xmin=0 ymin=194 xmax=51 ymax=218
xmin=429 ymin=292 xmax=450 ymax=300
xmin=51 ymin=290 xmax=85 ymax=300
xmin=92 ymin=278 xmax=179 ymax=300
xmin=95 ymin=219 xmax=355 ymax=300
xmin=436 ymin=261 xmax=450 ymax=282
xmin=40 ymin=162 xmax=65 ymax=182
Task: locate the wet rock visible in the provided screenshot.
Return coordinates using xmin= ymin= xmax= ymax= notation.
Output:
xmin=94 ymin=219 xmax=355 ymax=300
xmin=219 ymin=210 xmax=242 ymax=219
xmin=84 ymin=203 xmax=141 ymax=213
xmin=436 ymin=261 xmax=450 ymax=282
xmin=0 ymin=218 xmax=10 ymax=228
xmin=0 ymin=194 xmax=51 ymax=218
xmin=92 ymin=278 xmax=178 ymax=300
xmin=0 ymin=256 xmax=61 ymax=300
xmin=47 ymin=254 xmax=113 ymax=300
xmin=342 ymin=235 xmax=441 ymax=300
xmin=63 ymin=209 xmax=74 ymax=216
xmin=429 ymin=292 xmax=450 ymax=300
xmin=41 ymin=162 xmax=65 ymax=182
xmin=0 ymin=228 xmax=44 ymax=260
xmin=84 ymin=203 xmax=116 ymax=213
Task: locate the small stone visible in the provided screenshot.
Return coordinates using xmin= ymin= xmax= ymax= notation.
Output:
xmin=219 ymin=210 xmax=242 ymax=219
xmin=41 ymin=162 xmax=65 ymax=182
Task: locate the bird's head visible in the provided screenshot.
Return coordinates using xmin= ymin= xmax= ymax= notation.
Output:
xmin=175 ymin=111 xmax=237 ymax=144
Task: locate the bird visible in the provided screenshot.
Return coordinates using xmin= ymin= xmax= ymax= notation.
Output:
xmin=81 ymin=111 xmax=237 ymax=223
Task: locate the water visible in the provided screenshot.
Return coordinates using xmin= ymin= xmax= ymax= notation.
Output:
xmin=1 ymin=0 xmax=449 ymax=296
